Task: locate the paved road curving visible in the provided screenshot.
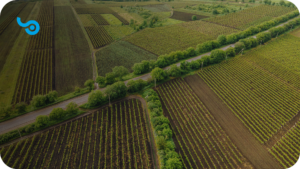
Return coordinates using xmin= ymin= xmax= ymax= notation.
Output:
xmin=0 ymin=16 xmax=298 ymax=135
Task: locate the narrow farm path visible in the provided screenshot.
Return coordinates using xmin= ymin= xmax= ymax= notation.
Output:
xmin=0 ymin=17 xmax=298 ymax=135
xmin=184 ymin=75 xmax=282 ymax=169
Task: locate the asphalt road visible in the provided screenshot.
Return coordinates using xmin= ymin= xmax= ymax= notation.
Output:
xmin=0 ymin=16 xmax=298 ymax=135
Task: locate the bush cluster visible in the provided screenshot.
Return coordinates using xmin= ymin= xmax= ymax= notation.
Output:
xmin=30 ymin=91 xmax=58 ymax=108
xmin=142 ymin=89 xmax=182 ymax=169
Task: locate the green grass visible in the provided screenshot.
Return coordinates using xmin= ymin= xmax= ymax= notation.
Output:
xmin=174 ymin=8 xmax=214 ymax=16
xmin=155 ymin=18 xmax=184 ymax=26
xmin=101 ymin=14 xmax=123 ymax=25
xmin=103 ymin=25 xmax=135 ymax=40
xmin=96 ymin=41 xmax=157 ymax=76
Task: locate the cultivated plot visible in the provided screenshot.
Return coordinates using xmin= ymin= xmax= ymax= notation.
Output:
xmin=170 ymin=11 xmax=209 ymax=21
xmin=96 ymin=41 xmax=157 ymax=76
xmin=197 ymin=56 xmax=300 ymax=144
xmin=156 ymin=78 xmax=252 ymax=169
xmin=0 ymin=99 xmax=154 ymax=169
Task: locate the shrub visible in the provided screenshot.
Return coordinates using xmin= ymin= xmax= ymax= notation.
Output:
xmin=84 ymin=79 xmax=95 ymax=91
xmin=105 ymin=81 xmax=127 ymax=100
xmin=234 ymin=42 xmax=245 ymax=54
xmin=105 ymin=72 xmax=115 ymax=84
xmin=190 ymin=60 xmax=200 ymax=70
xmin=256 ymin=32 xmax=271 ymax=44
xmin=46 ymin=90 xmax=58 ymax=103
xmin=167 ymin=65 xmax=182 ymax=77
xmin=225 ymin=47 xmax=235 ymax=57
xmin=226 ymin=34 xmax=237 ymax=44
xmin=31 ymin=95 xmax=46 ymax=108
xmin=239 ymin=38 xmax=252 ymax=49
xmin=217 ymin=35 xmax=227 ymax=45
xmin=210 ymin=49 xmax=226 ymax=63
xmin=15 ymin=102 xmax=27 ymax=114
xmin=66 ymin=102 xmax=79 ymax=115
xmin=127 ymin=79 xmax=148 ymax=93
xmin=49 ymin=108 xmax=65 ymax=121
xmin=112 ymin=66 xmax=129 ymax=80
xmin=96 ymin=76 xmax=105 ymax=85
xmin=88 ymin=90 xmax=106 ymax=107
xmin=151 ymin=67 xmax=167 ymax=81
xmin=196 ymin=41 xmax=213 ymax=54
xmin=25 ymin=123 xmax=36 ymax=133
xmin=165 ymin=158 xmax=183 ymax=169
xmin=186 ymin=47 xmax=196 ymax=58
xmin=35 ymin=115 xmax=49 ymax=128
xmin=192 ymin=15 xmax=197 ymax=20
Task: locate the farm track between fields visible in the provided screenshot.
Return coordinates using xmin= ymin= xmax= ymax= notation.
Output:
xmin=0 ymin=16 xmax=298 ymax=135
xmin=184 ymin=75 xmax=282 ymax=169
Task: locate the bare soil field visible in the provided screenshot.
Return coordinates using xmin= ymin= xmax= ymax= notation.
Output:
xmin=54 ymin=6 xmax=92 ymax=96
xmin=184 ymin=75 xmax=282 ymax=169
xmin=170 ymin=11 xmax=209 ymax=21
xmin=1 ymin=99 xmax=154 ymax=169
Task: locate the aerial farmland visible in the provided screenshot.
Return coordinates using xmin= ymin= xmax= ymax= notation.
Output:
xmin=0 ymin=0 xmax=299 ymax=169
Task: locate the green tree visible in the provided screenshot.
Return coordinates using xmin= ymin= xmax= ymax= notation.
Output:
xmin=226 ymin=34 xmax=237 ymax=44
xmin=180 ymin=61 xmax=190 ymax=72
xmin=217 ymin=35 xmax=227 ymax=45
xmin=35 ymin=115 xmax=49 ymax=128
xmin=112 ymin=66 xmax=129 ymax=80
xmin=165 ymin=158 xmax=183 ymax=169
xmin=210 ymin=49 xmax=226 ymax=63
xmin=168 ymin=65 xmax=181 ymax=77
xmin=151 ymin=67 xmax=166 ymax=81
xmin=15 ymin=102 xmax=27 ymax=114
xmin=192 ymin=15 xmax=197 ymax=20
xmin=234 ymin=42 xmax=245 ymax=54
xmin=96 ymin=76 xmax=106 ymax=86
xmin=162 ymin=128 xmax=173 ymax=139
xmin=88 ymin=90 xmax=105 ymax=107
xmin=212 ymin=9 xmax=219 ymax=15
xmin=132 ymin=63 xmax=144 ymax=75
xmin=46 ymin=90 xmax=58 ymax=103
xmin=157 ymin=136 xmax=167 ymax=150
xmin=105 ymin=72 xmax=115 ymax=84
xmin=66 ymin=102 xmax=79 ymax=115
xmin=225 ymin=47 xmax=236 ymax=57
xmin=105 ymin=81 xmax=127 ymax=100
xmin=0 ymin=106 xmax=13 ymax=117
xmin=84 ymin=79 xmax=95 ymax=91
xmin=31 ymin=95 xmax=46 ymax=108
xmin=49 ymin=108 xmax=65 ymax=121
xmin=127 ymin=79 xmax=147 ymax=93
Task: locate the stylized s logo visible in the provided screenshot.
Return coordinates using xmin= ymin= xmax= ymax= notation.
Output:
xmin=16 ymin=17 xmax=40 ymax=36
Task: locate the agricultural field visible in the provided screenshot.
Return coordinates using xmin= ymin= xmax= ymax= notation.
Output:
xmin=197 ymin=55 xmax=300 ymax=144
xmin=79 ymin=14 xmax=98 ymax=26
xmin=290 ymin=27 xmax=300 ymax=37
xmin=96 ymin=41 xmax=157 ymax=76
xmin=12 ymin=0 xmax=54 ymax=104
xmin=170 ymin=11 xmax=209 ymax=21
xmin=142 ymin=4 xmax=171 ymax=12
xmin=54 ymin=6 xmax=93 ymax=96
xmin=75 ymin=7 xmax=115 ymax=14
xmin=206 ymin=5 xmax=297 ymax=30
xmin=85 ymin=26 xmax=114 ymax=49
xmin=0 ymin=99 xmax=153 ymax=168
xmin=91 ymin=14 xmax=110 ymax=25
xmin=270 ymin=121 xmax=300 ymax=168
xmin=244 ymin=34 xmax=300 ymax=90
xmin=156 ymin=78 xmax=252 ymax=168
xmin=101 ymin=14 xmax=122 ymax=25
xmin=103 ymin=25 xmax=135 ymax=40
xmin=125 ymin=20 xmax=239 ymax=55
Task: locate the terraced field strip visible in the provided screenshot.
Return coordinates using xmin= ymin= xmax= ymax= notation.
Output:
xmin=197 ymin=56 xmax=300 ymax=144
xmin=156 ymin=78 xmax=251 ymax=169
xmin=91 ymin=14 xmax=109 ymax=25
xmin=85 ymin=26 xmax=113 ymax=48
xmin=1 ymin=99 xmax=154 ymax=169
xmin=12 ymin=0 xmax=54 ymax=104
xmin=0 ymin=3 xmax=28 ymax=34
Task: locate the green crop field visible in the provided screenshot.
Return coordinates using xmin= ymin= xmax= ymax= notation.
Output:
xmin=96 ymin=41 xmax=157 ymax=76
xmin=125 ymin=20 xmax=239 ymax=55
xmin=104 ymin=25 xmax=135 ymax=40
xmin=206 ymin=5 xmax=297 ymax=30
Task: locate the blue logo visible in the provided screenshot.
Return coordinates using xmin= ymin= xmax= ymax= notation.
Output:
xmin=17 ymin=17 xmax=40 ymax=35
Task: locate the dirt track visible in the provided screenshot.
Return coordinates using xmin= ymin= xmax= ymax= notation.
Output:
xmin=185 ymin=74 xmax=282 ymax=169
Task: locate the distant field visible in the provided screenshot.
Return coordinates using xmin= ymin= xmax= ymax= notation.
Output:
xmin=101 ymin=14 xmax=122 ymax=25
xmin=142 ymin=4 xmax=171 ymax=12
xmin=244 ymin=34 xmax=300 ymax=90
xmin=85 ymin=26 xmax=114 ymax=49
xmin=290 ymin=27 xmax=300 ymax=37
xmin=118 ymin=12 xmax=144 ymax=24
xmin=54 ymin=6 xmax=92 ymax=96
xmin=171 ymin=11 xmax=209 ymax=21
xmin=104 ymin=25 xmax=135 ymax=40
xmin=91 ymin=14 xmax=110 ymax=25
xmin=96 ymin=41 xmax=157 ymax=76
xmin=206 ymin=5 xmax=297 ymax=30
xmin=1 ymin=99 xmax=154 ymax=169
xmin=79 ymin=14 xmax=98 ymax=26
xmin=125 ymin=20 xmax=238 ymax=55
xmin=197 ymin=55 xmax=300 ymax=144
xmin=174 ymin=8 xmax=213 ymax=16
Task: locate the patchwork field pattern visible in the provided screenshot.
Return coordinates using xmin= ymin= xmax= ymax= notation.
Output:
xmin=270 ymin=121 xmax=300 ymax=168
xmin=96 ymin=41 xmax=157 ymax=76
xmin=244 ymin=34 xmax=300 ymax=90
xmin=197 ymin=56 xmax=300 ymax=144
xmin=13 ymin=0 xmax=54 ymax=104
xmin=0 ymin=99 xmax=153 ymax=169
xmin=101 ymin=14 xmax=122 ymax=25
xmin=103 ymin=25 xmax=135 ymax=40
xmin=125 ymin=20 xmax=239 ymax=55
xmin=79 ymin=14 xmax=98 ymax=26
xmin=156 ymin=78 xmax=251 ymax=169
xmin=171 ymin=11 xmax=209 ymax=21
xmin=12 ymin=49 xmax=53 ymax=104
xmin=91 ymin=14 xmax=109 ymax=25
xmin=54 ymin=6 xmax=92 ymax=96
xmin=206 ymin=5 xmax=297 ymax=30
xmin=75 ymin=7 xmax=114 ymax=14
xmin=85 ymin=26 xmax=113 ymax=49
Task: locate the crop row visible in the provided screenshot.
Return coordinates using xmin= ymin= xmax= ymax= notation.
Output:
xmin=156 ymin=78 xmax=247 ymax=168
xmin=12 ymin=49 xmax=53 ymax=104
xmin=85 ymin=26 xmax=113 ymax=48
xmin=269 ymin=121 xmax=300 ymax=168
xmin=37 ymin=0 xmax=54 ymax=26
xmin=1 ymin=99 xmax=153 ymax=169
xmin=75 ymin=7 xmax=114 ymax=14
xmin=91 ymin=14 xmax=110 ymax=25
xmin=0 ymin=3 xmax=28 ymax=34
xmin=112 ymin=13 xmax=129 ymax=25
xmin=197 ymin=56 xmax=300 ymax=143
xmin=28 ymin=26 xmax=53 ymax=50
